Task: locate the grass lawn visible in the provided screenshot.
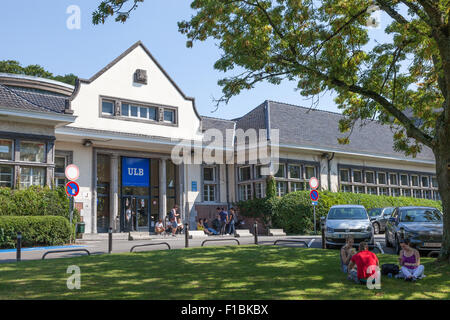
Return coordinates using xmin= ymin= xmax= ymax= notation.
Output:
xmin=0 ymin=245 xmax=449 ymax=300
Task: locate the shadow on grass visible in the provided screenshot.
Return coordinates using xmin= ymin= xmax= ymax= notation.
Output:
xmin=0 ymin=246 xmax=449 ymax=300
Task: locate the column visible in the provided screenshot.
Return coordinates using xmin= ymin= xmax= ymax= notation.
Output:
xmin=159 ymin=158 xmax=167 ymax=222
xmin=110 ymin=155 xmax=119 ymax=231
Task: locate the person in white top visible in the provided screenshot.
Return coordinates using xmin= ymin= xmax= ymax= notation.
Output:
xmin=155 ymin=219 xmax=164 ymax=235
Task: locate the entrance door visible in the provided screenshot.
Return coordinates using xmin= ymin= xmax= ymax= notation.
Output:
xmin=121 ymin=196 xmax=149 ymax=232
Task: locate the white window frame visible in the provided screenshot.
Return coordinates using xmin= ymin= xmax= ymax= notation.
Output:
xmin=339 ymin=169 xmax=350 ymax=183
xmin=0 ymin=139 xmax=14 ymax=161
xmin=239 ymin=166 xmax=252 ymax=181
xmin=365 ymin=171 xmax=375 ymax=184
xmin=353 ymin=170 xmax=362 ymax=184
xmin=377 ymin=172 xmax=387 ymax=185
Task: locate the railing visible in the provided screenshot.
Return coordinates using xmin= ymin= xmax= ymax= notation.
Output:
xmin=42 ymin=249 xmax=91 ymax=260
xmin=130 ymin=242 xmax=171 ymax=252
xmin=201 ymin=239 xmax=240 ymax=247
xmin=273 ymin=239 xmax=310 ymax=247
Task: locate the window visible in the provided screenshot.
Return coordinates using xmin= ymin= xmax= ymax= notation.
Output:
xmin=203 ymin=184 xmax=216 ymax=202
xmin=423 ymin=190 xmax=432 ymax=199
xmin=239 ymin=166 xmax=251 ymax=181
xmin=402 ymin=189 xmax=411 ymax=197
xmin=255 ymin=182 xmax=266 ymax=198
xmin=20 ymin=167 xmax=45 ymax=188
xmin=203 ymin=167 xmax=215 ymax=182
xmin=291 ymin=182 xmax=304 ymax=192
xmin=400 ymin=174 xmax=409 ymax=186
xmin=121 ymin=103 xmax=158 ymax=121
xmin=130 ymin=105 xmax=138 ymax=117
xmin=140 ymin=107 xmax=147 ymax=119
xmin=353 ymin=170 xmax=362 ymax=183
xmin=239 ymin=184 xmax=252 ymax=201
xmin=413 ymin=189 xmax=422 ymax=198
xmin=421 ymin=176 xmax=429 ymax=188
xmin=340 ymin=169 xmax=350 ymax=182
xmin=121 ymin=104 xmax=129 ymax=116
xmin=101 ymin=100 xmax=114 ymax=115
xmin=365 ymin=171 xmax=375 ymax=184
xmin=389 ymin=173 xmax=398 ymax=185
xmin=354 ymin=186 xmax=365 ymax=194
xmin=275 ymin=164 xmax=286 ymax=178
xmin=288 ymin=165 xmax=301 ymax=179
xmin=0 ymin=139 xmax=13 ymax=160
xmin=431 ymin=176 xmax=438 ymax=188
xmin=391 ymin=188 xmax=400 ymax=197
xmin=379 ymin=187 xmax=388 ymax=196
xmin=164 ymin=110 xmax=175 ymax=123
xmin=305 ymin=166 xmax=315 ymax=179
xmin=276 ymin=181 xmax=287 ymax=197
xmin=0 ymin=165 xmax=13 ymax=187
xmin=367 ymin=187 xmax=377 ymax=195
xmin=378 ymin=172 xmax=387 ymax=185
xmin=341 ymin=185 xmax=352 ymax=192
xmin=411 ymin=175 xmax=419 ymax=187
xmin=54 ymin=156 xmax=67 ymax=188
xmin=255 ymin=165 xmax=266 ymax=179
xmin=20 ymin=141 xmax=45 ymax=163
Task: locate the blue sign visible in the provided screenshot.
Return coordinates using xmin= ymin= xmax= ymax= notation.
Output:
xmin=312 ymin=201 xmax=318 ymax=206
xmin=122 ymin=157 xmax=149 ymax=187
xmin=310 ymin=190 xmax=319 ymax=201
xmin=66 ymin=181 xmax=80 ymax=197
xmin=191 ymin=181 xmax=198 ymax=192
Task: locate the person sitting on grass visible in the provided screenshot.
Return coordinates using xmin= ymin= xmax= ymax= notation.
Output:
xmin=155 ymin=219 xmax=164 ymax=235
xmin=341 ymin=236 xmax=356 ymax=273
xmin=398 ymin=239 xmax=425 ymax=281
xmin=203 ymin=218 xmax=219 ymax=235
xmin=347 ymin=242 xmax=379 ymax=285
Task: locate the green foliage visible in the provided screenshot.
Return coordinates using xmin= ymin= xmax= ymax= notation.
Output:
xmin=0 ymin=216 xmax=72 ymax=248
xmin=265 ymin=175 xmax=276 ymax=199
xmin=273 ymin=191 xmax=443 ymax=234
xmin=0 ymin=186 xmax=79 ymax=223
xmin=235 ymin=196 xmax=280 ymax=228
xmin=0 ymin=60 xmax=77 ymax=85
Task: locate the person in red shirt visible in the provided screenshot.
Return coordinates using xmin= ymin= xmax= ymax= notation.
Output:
xmin=347 ymin=242 xmax=379 ymax=284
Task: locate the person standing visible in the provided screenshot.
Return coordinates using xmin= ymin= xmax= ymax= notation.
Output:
xmin=219 ymin=207 xmax=228 ymax=235
xmin=227 ymin=208 xmax=236 ymax=235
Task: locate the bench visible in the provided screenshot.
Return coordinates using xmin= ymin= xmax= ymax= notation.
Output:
xmin=268 ymin=229 xmax=287 ymax=236
xmin=189 ymin=230 xmax=208 ymax=239
xmin=128 ymin=232 xmax=152 ymax=241
xmin=234 ymin=229 xmax=253 ymax=237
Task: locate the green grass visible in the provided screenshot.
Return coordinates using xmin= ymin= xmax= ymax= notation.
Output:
xmin=0 ymin=246 xmax=449 ymax=300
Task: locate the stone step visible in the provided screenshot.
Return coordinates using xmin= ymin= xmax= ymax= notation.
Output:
xmin=128 ymin=232 xmax=152 ymax=241
xmin=234 ymin=229 xmax=253 ymax=237
xmin=268 ymin=229 xmax=287 ymax=236
xmin=79 ymin=233 xmax=129 ymax=241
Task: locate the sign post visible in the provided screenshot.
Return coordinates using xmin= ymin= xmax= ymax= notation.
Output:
xmin=309 ymin=177 xmax=320 ymax=234
xmin=65 ymin=165 xmax=80 ymax=239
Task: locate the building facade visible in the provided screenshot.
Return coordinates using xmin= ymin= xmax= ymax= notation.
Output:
xmin=0 ymin=41 xmax=439 ymax=234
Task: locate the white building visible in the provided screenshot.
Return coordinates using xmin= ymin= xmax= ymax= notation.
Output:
xmin=0 ymin=41 xmax=439 ymax=234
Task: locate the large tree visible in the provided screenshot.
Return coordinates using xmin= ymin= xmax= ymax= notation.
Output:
xmin=94 ymin=0 xmax=450 ymax=260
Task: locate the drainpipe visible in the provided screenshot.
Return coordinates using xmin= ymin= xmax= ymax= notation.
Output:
xmin=323 ymin=152 xmax=335 ymax=191
xmin=225 ymin=165 xmax=230 ymax=210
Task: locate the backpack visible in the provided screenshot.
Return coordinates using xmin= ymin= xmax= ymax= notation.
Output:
xmin=381 ymin=264 xmax=399 ymax=275
xmin=168 ymin=210 xmax=174 ymax=220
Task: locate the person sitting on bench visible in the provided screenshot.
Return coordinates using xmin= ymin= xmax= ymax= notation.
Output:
xmin=203 ymin=218 xmax=219 ymax=235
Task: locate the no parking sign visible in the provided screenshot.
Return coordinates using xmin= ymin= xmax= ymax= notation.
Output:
xmin=65 ymin=181 xmax=80 ymax=197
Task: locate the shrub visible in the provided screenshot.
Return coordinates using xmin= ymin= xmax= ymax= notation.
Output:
xmin=0 ymin=216 xmax=72 ymax=248
xmin=272 ymin=191 xmax=443 ymax=234
xmin=235 ymin=196 xmax=280 ymax=229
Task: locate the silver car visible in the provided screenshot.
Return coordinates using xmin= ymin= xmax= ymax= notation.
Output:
xmin=324 ymin=205 xmax=374 ymax=249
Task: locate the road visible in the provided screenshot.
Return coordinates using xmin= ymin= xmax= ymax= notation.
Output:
xmin=0 ymin=234 xmax=395 ymax=263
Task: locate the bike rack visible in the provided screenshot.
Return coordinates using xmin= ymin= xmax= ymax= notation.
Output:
xmin=130 ymin=242 xmax=171 ymax=252
xmin=273 ymin=239 xmax=309 ymax=247
xmin=201 ymin=238 xmax=240 ymax=247
xmin=42 ymin=249 xmax=91 ymax=260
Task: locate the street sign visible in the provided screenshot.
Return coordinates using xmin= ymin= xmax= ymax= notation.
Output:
xmin=310 ymin=189 xmax=319 ymax=202
xmin=312 ymin=201 xmax=318 ymax=206
xmin=309 ymin=177 xmax=319 ymax=189
xmin=65 ymin=181 xmax=80 ymax=197
xmin=65 ymin=164 xmax=80 ymax=181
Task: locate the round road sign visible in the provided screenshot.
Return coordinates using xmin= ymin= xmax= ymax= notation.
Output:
xmin=310 ymin=189 xmax=319 ymax=202
xmin=65 ymin=164 xmax=80 ymax=181
xmin=309 ymin=177 xmax=319 ymax=190
xmin=65 ymin=181 xmax=80 ymax=197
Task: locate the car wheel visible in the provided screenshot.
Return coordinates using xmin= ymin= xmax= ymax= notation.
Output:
xmin=385 ymin=231 xmax=392 ymax=247
xmin=373 ymin=222 xmax=380 ymax=235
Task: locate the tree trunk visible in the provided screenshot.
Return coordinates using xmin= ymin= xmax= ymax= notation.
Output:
xmin=434 ymin=118 xmax=450 ymax=262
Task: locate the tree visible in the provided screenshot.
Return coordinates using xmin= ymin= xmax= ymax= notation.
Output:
xmin=95 ymin=0 xmax=450 ymax=261
xmin=0 ymin=60 xmax=77 ymax=85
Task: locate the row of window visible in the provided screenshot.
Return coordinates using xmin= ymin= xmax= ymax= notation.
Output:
xmin=101 ymin=99 xmax=176 ymax=124
xmin=340 ymin=184 xmax=441 ymax=200
xmin=0 ymin=165 xmax=46 ymax=189
xmin=0 ymin=139 xmax=46 ymax=163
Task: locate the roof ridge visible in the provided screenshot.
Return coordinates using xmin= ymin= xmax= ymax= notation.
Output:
xmin=267 ymin=100 xmax=344 ymax=117
xmin=201 ymin=115 xmax=236 ymax=122
xmin=0 ymin=84 xmax=58 ymax=113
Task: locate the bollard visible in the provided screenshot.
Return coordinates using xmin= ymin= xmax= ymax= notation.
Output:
xmin=253 ymin=222 xmax=258 ymax=245
xmin=16 ymin=232 xmax=22 ymax=262
xmin=185 ymin=223 xmax=189 ymax=248
xmin=108 ymin=227 xmax=113 ymax=254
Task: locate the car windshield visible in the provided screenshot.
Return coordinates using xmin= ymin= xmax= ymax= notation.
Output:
xmin=327 ymin=208 xmax=368 ymax=220
xmin=399 ymin=209 xmax=442 ymax=223
xmin=368 ymin=208 xmax=382 ymax=217
xmin=383 ymin=207 xmax=394 ymax=216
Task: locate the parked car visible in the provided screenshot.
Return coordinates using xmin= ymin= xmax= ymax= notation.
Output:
xmin=323 ymin=205 xmax=374 ymax=249
xmin=385 ymin=206 xmax=443 ymax=254
xmin=368 ymin=207 xmax=395 ymax=234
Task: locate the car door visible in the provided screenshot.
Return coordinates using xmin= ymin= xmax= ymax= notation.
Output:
xmin=386 ymin=208 xmax=397 ymax=243
xmin=380 ymin=207 xmax=394 ymax=231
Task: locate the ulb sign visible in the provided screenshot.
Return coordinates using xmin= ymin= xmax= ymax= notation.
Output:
xmin=122 ymin=157 xmax=149 ymax=187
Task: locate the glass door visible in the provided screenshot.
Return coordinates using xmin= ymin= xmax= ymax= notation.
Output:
xmin=136 ymin=197 xmax=149 ymax=232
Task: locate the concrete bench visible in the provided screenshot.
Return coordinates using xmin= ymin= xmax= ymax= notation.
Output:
xmin=128 ymin=232 xmax=152 ymax=241
xmin=234 ymin=229 xmax=253 ymax=237
xmin=189 ymin=230 xmax=208 ymax=239
xmin=80 ymin=233 xmax=129 ymax=241
xmin=268 ymin=229 xmax=287 ymax=236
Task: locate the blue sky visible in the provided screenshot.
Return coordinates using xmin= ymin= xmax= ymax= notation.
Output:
xmin=0 ymin=1 xmax=390 ymax=120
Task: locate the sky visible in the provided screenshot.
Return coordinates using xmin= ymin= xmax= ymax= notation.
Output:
xmin=0 ymin=0 xmax=390 ymax=120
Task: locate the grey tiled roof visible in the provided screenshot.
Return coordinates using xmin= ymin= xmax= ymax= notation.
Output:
xmin=267 ymin=100 xmax=435 ymax=161
xmin=0 ymin=84 xmax=67 ymax=114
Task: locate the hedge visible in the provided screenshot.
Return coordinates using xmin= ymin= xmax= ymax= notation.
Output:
xmin=0 ymin=186 xmax=79 ymax=222
xmin=0 ymin=216 xmax=72 ymax=248
xmin=272 ymin=191 xmax=443 ymax=234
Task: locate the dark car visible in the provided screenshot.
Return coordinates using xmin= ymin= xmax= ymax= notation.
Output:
xmin=385 ymin=206 xmax=443 ymax=254
xmin=368 ymin=207 xmax=395 ymax=234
